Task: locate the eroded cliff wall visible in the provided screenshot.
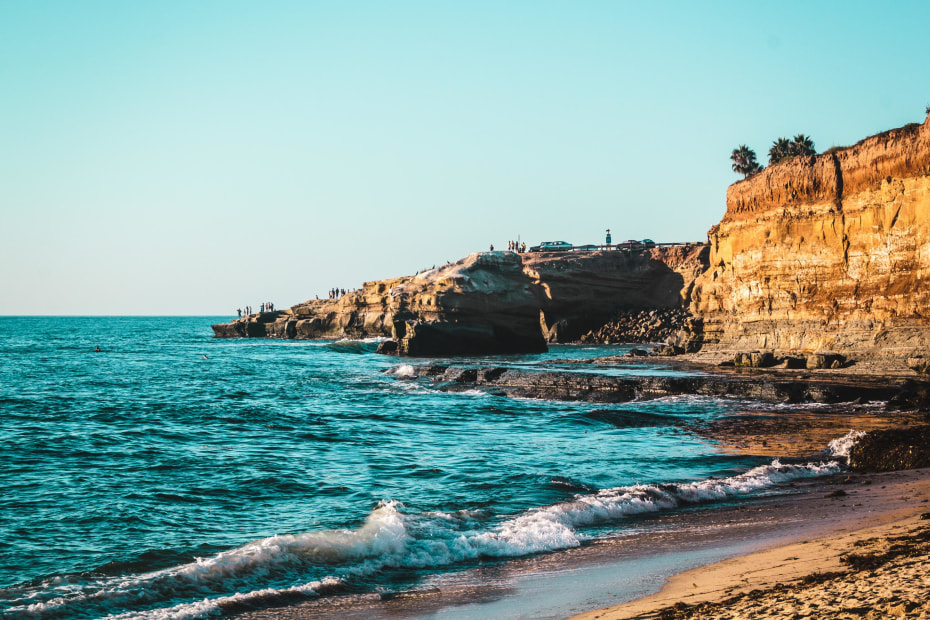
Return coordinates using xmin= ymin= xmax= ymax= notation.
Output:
xmin=525 ymin=245 xmax=708 ymax=342
xmin=213 ymin=245 xmax=709 ymax=355
xmin=692 ymin=114 xmax=930 ymax=356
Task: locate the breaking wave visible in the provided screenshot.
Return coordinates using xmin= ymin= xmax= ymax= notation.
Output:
xmin=826 ymin=429 xmax=867 ymax=461
xmin=4 ymin=447 xmax=854 ymax=620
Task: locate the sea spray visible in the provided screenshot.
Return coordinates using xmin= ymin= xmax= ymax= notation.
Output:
xmin=826 ymin=429 xmax=867 ymax=461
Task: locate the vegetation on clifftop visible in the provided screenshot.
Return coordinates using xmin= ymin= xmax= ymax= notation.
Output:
xmin=768 ymin=134 xmax=816 ymax=165
xmin=730 ymin=145 xmax=763 ymax=178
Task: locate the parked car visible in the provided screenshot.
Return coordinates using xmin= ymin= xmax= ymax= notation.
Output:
xmin=617 ymin=239 xmax=643 ymax=250
xmin=641 ymin=239 xmax=656 ymax=248
xmin=531 ymin=241 xmax=572 ymax=252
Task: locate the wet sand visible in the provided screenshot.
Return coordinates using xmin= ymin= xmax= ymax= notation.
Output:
xmin=572 ymin=469 xmax=930 ymax=620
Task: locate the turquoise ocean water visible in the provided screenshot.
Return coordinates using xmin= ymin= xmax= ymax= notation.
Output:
xmin=0 ymin=317 xmax=850 ymax=619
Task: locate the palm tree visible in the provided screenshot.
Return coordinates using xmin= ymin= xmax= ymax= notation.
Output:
xmin=731 ymin=145 xmax=762 ymax=179
xmin=768 ymin=137 xmax=792 ymax=165
xmin=790 ymin=134 xmax=815 ymax=156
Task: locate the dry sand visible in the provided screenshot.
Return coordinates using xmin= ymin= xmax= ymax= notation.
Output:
xmin=571 ymin=468 xmax=930 ymax=620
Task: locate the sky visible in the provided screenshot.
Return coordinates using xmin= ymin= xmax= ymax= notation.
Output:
xmin=2 ymin=1 xmax=928 ymax=315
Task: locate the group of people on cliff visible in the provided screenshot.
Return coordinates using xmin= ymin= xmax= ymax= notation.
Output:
xmin=236 ymin=302 xmax=275 ymax=318
xmin=508 ymin=240 xmax=527 ymax=253
xmin=329 ymin=288 xmax=346 ymax=299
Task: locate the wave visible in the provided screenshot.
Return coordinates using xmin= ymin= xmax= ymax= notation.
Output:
xmin=4 ymin=432 xmax=863 ymax=619
xmin=386 ymin=364 xmax=417 ymax=377
xmin=825 ymin=429 xmax=866 ymax=462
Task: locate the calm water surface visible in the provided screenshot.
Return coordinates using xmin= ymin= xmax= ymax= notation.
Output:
xmin=0 ymin=317 xmax=847 ymax=619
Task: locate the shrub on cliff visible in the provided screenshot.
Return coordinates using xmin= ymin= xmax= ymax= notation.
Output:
xmin=731 ymin=145 xmax=763 ymax=178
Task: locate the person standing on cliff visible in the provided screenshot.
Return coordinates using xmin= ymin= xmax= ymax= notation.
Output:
xmin=489 ymin=244 xmax=494 ymax=252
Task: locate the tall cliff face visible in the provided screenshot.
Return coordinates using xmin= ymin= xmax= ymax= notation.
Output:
xmin=212 ymin=246 xmax=709 ymax=355
xmin=692 ymin=114 xmax=930 ymax=356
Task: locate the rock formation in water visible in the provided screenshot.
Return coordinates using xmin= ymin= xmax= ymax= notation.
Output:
xmin=212 ymin=245 xmax=708 ymax=356
xmin=690 ymin=113 xmax=930 ymax=358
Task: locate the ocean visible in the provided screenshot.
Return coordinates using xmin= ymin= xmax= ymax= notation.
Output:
xmin=0 ymin=317 xmax=854 ymax=619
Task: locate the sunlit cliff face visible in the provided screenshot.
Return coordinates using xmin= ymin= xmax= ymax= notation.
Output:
xmin=692 ymin=115 xmax=930 ymax=356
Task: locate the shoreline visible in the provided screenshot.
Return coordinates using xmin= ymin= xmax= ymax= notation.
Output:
xmin=229 ymin=467 xmax=930 ymax=620
xmin=571 ymin=469 xmax=930 ymax=619
xmin=226 ymin=352 xmax=930 ymax=620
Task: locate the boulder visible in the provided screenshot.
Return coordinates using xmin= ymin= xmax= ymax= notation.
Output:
xmin=733 ymin=351 xmax=776 ymax=368
xmin=907 ymin=355 xmax=930 ymax=374
xmin=376 ymin=340 xmax=399 ymax=355
xmin=806 ymin=353 xmax=846 ymax=369
xmin=849 ymin=426 xmax=930 ymax=472
xmin=651 ymin=344 xmax=683 ymax=356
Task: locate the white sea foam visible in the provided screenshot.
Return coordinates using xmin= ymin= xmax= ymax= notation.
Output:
xmin=470 ymin=458 xmax=843 ymax=555
xmin=389 ymin=364 xmax=417 ymax=377
xmin=9 ymin=451 xmax=851 ymax=619
xmin=826 ymin=429 xmax=866 ymax=461
xmin=458 ymin=389 xmax=491 ymax=398
xmin=10 ymin=504 xmax=404 ymax=620
xmin=107 ymin=577 xmax=340 ymax=620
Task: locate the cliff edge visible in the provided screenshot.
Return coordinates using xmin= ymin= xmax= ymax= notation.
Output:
xmin=692 ymin=113 xmax=930 ymax=357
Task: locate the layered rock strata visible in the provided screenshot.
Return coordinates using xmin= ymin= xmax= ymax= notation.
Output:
xmin=692 ymin=114 xmax=930 ymax=357
xmin=212 ymin=245 xmax=708 ymax=356
xmin=391 ymin=363 xmax=919 ymax=405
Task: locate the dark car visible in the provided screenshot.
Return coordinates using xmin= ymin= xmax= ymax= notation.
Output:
xmin=532 ymin=241 xmax=572 ymax=252
xmin=617 ymin=239 xmax=643 ymax=250
xmin=642 ymin=239 xmax=656 ymax=248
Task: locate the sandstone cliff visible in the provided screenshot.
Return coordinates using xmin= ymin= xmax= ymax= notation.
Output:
xmin=525 ymin=245 xmax=707 ymax=342
xmin=213 ymin=245 xmax=709 ymax=355
xmin=691 ymin=113 xmax=930 ymax=357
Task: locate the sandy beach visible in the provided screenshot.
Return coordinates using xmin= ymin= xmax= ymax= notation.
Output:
xmin=573 ymin=468 xmax=930 ymax=620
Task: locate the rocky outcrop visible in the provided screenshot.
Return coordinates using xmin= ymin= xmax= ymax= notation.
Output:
xmin=213 ymin=246 xmax=708 ymax=356
xmin=214 ymin=252 xmax=546 ymax=355
xmin=691 ymin=113 xmax=930 ymax=359
xmin=849 ymin=425 xmax=930 ymax=472
xmin=391 ymin=363 xmax=916 ymax=405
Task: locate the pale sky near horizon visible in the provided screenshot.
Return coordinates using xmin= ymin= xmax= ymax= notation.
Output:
xmin=2 ymin=1 xmax=928 ymax=315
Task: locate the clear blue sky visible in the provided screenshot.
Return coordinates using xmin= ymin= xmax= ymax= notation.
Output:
xmin=2 ymin=1 xmax=928 ymax=315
